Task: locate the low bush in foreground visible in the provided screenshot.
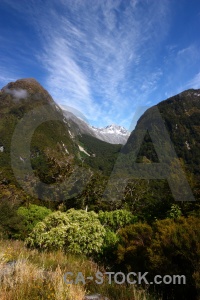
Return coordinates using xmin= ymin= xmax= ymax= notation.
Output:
xmin=25 ymin=209 xmax=106 ymax=255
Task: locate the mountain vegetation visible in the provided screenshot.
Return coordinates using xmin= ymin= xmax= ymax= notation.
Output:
xmin=0 ymin=79 xmax=200 ymax=299
xmin=78 ymin=133 xmax=121 ymax=175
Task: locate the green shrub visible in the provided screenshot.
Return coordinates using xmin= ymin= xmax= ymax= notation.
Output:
xmin=166 ymin=203 xmax=182 ymax=219
xmin=17 ymin=204 xmax=52 ymax=239
xmin=26 ymin=209 xmax=105 ymax=255
xmin=98 ymin=229 xmax=119 ymax=265
xmin=98 ymin=209 xmax=137 ymax=232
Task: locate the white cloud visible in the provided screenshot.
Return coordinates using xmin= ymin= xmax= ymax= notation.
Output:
xmin=4 ymin=87 xmax=28 ymax=99
xmin=0 ymin=0 xmax=170 ymax=128
xmin=34 ymin=0 xmax=169 ymax=127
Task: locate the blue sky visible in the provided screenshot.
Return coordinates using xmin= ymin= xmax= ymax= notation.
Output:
xmin=0 ymin=0 xmax=200 ymax=129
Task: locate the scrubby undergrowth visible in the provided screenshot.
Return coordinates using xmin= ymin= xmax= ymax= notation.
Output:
xmin=0 ymin=240 xmax=154 ymax=300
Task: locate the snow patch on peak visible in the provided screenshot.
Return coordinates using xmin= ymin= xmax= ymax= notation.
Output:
xmin=62 ymin=108 xmax=130 ymax=144
xmin=92 ymin=124 xmax=130 ymax=136
xmin=90 ymin=124 xmax=130 ymax=144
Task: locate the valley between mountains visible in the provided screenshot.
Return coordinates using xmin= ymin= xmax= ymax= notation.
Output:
xmin=0 ymin=78 xmax=200 ymax=300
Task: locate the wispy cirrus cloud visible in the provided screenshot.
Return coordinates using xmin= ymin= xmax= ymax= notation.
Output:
xmin=187 ymin=72 xmax=200 ymax=89
xmin=30 ymin=0 xmax=170 ymax=127
xmin=1 ymin=0 xmax=200 ymax=128
xmin=160 ymin=43 xmax=200 ymax=98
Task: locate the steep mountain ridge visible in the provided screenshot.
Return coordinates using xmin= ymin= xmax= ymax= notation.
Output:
xmin=124 ymin=88 xmax=200 ymax=176
xmin=62 ymin=109 xmax=130 ymax=144
xmin=1 ymin=79 xmax=200 ymax=212
xmin=0 ymin=78 xmax=80 ymax=204
xmin=0 ymin=78 xmax=124 ymax=206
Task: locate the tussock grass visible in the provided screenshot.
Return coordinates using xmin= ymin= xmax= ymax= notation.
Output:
xmin=0 ymin=240 xmax=156 ymax=300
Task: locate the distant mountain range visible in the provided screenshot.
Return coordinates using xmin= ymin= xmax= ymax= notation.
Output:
xmin=0 ymin=78 xmax=199 ymax=210
xmin=0 ymin=78 xmax=123 ymax=192
xmin=62 ymin=109 xmax=130 ymax=145
xmin=0 ymin=82 xmax=199 ymax=300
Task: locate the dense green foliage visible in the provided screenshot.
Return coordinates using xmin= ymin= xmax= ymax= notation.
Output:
xmin=98 ymin=209 xmax=137 ymax=231
xmin=0 ymin=201 xmax=23 ymax=239
xmin=117 ymin=222 xmax=153 ymax=272
xmin=78 ymin=134 xmax=121 ymax=175
xmin=124 ymin=89 xmax=200 ymax=175
xmin=116 ymin=216 xmax=200 ymax=299
xmin=26 ymin=210 xmax=106 ymax=255
xmin=1 ymin=81 xmax=200 ymax=299
xmin=17 ymin=204 xmax=52 ymax=238
xmin=0 ymin=78 xmax=79 ymax=204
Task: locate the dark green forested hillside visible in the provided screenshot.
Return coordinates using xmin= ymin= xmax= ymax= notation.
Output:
xmin=1 ymin=82 xmax=200 ymax=215
xmin=116 ymin=89 xmax=200 ymax=219
xmin=0 ymin=78 xmax=80 ymax=208
xmin=78 ymin=134 xmax=121 ymax=175
xmin=1 ymin=83 xmax=200 ymax=300
xmin=125 ymin=89 xmax=200 ymax=175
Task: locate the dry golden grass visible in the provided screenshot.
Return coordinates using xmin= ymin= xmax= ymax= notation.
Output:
xmin=0 ymin=259 xmax=85 ymax=300
xmin=0 ymin=240 xmax=155 ymax=300
xmin=0 ymin=240 xmax=86 ymax=300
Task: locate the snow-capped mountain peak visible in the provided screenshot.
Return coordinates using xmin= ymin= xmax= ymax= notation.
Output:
xmin=89 ymin=124 xmax=130 ymax=144
xmin=62 ymin=109 xmax=130 ymax=144
xmin=92 ymin=124 xmax=129 ymax=136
